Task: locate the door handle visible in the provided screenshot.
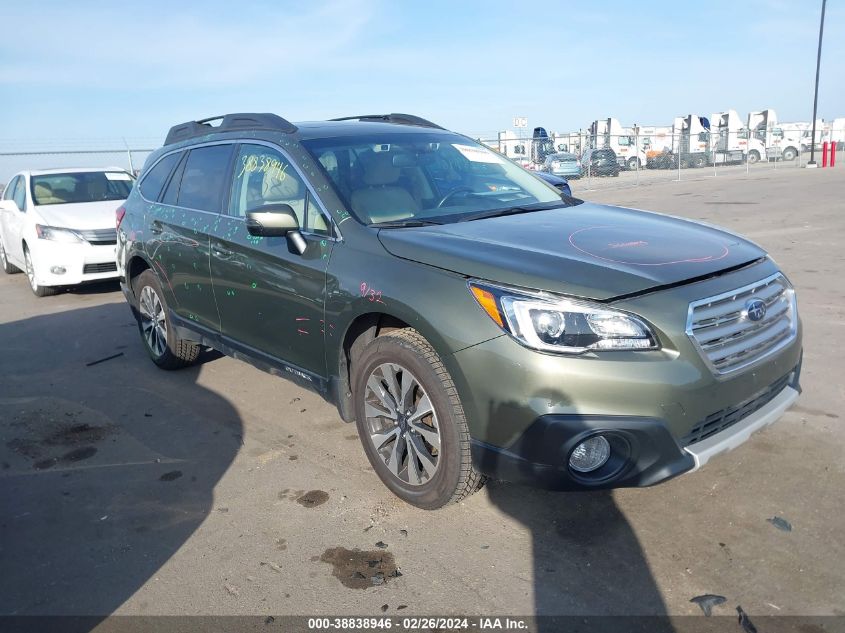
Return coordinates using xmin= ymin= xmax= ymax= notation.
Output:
xmin=212 ymin=245 xmax=234 ymax=259
xmin=149 ymin=221 xmax=163 ymax=234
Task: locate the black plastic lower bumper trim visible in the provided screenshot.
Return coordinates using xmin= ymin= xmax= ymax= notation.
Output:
xmin=471 ymin=414 xmax=695 ymax=491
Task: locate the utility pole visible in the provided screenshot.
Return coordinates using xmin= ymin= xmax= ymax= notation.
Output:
xmin=807 ymin=0 xmax=827 ymax=168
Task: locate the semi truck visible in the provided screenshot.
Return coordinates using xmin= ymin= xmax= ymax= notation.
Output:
xmin=748 ymin=109 xmax=801 ymax=161
xmin=711 ymin=109 xmax=762 ymax=164
xmin=589 ymin=118 xmax=647 ymax=170
xmin=646 ymin=115 xmax=711 ymax=169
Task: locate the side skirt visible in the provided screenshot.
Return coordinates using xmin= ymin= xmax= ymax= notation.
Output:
xmin=170 ymin=313 xmax=330 ymax=396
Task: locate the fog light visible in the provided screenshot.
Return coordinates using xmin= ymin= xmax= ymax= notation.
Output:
xmin=50 ymin=266 xmax=66 ymax=275
xmin=569 ymin=436 xmax=611 ymax=473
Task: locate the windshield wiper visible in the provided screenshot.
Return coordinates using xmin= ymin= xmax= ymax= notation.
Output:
xmin=371 ymin=219 xmax=442 ymax=228
xmin=457 ymin=203 xmax=565 ymax=223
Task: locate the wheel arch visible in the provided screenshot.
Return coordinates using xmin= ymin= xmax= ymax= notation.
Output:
xmin=331 ymin=303 xmax=465 ymax=424
xmin=126 ymin=253 xmax=154 ymax=303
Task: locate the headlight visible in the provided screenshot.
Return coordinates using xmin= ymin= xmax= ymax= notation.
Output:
xmin=35 ymin=225 xmax=83 ymax=243
xmin=469 ymin=281 xmax=658 ymax=354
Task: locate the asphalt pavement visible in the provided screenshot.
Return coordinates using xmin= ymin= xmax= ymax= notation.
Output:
xmin=0 ymin=166 xmax=843 ymax=623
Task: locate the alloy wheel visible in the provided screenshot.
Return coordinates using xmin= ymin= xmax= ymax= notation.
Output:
xmin=363 ymin=362 xmax=441 ymax=486
xmin=24 ymin=249 xmax=37 ymax=291
xmin=138 ymin=285 xmax=167 ymax=358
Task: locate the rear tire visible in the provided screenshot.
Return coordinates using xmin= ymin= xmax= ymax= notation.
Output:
xmin=23 ymin=246 xmax=59 ymax=296
xmin=0 ymin=239 xmax=20 ymax=274
xmin=132 ymin=269 xmax=200 ymax=369
xmin=692 ymin=155 xmax=706 ymax=168
xmin=782 ymin=147 xmax=798 ymax=161
xmin=626 ymin=157 xmax=640 ymax=170
xmin=352 ymin=328 xmax=485 ymax=509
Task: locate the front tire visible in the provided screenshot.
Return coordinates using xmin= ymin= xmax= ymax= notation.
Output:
xmin=352 ymin=329 xmax=484 ymax=509
xmin=132 ymin=270 xmax=200 ymax=369
xmin=23 ymin=245 xmax=59 ymax=296
xmin=0 ymin=239 xmax=21 ymax=274
xmin=748 ymin=150 xmax=761 ymax=164
xmin=782 ymin=147 xmax=798 ymax=161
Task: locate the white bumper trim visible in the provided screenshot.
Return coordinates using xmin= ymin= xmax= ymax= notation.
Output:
xmin=684 ymin=385 xmax=799 ymax=470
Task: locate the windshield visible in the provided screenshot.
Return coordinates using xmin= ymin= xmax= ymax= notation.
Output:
xmin=31 ymin=171 xmax=133 ymax=206
xmin=301 ymin=132 xmax=573 ymax=225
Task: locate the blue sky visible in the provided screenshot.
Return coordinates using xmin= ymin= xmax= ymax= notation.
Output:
xmin=0 ymin=0 xmax=842 ymax=146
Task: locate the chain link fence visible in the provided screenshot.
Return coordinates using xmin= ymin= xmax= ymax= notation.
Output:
xmin=0 ymin=140 xmax=159 ymax=194
xmin=1 ymin=122 xmax=842 ymax=196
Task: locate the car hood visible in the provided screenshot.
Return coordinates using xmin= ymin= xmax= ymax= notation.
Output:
xmin=33 ymin=200 xmax=124 ymax=231
xmin=377 ymin=203 xmax=766 ymax=300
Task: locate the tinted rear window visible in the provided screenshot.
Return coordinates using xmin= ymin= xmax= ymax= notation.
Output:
xmin=176 ymin=145 xmax=234 ymax=212
xmin=140 ymin=153 xmax=181 ymax=201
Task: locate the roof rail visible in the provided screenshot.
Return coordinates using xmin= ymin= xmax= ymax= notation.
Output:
xmin=329 ymin=113 xmax=444 ymax=130
xmin=164 ymin=113 xmax=298 ymax=145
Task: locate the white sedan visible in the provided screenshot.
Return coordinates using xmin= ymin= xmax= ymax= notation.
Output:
xmin=0 ymin=168 xmax=133 ymax=296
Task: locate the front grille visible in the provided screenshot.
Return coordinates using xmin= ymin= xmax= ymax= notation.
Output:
xmin=78 ymin=228 xmax=117 ymax=245
xmin=687 ymin=273 xmax=797 ymax=375
xmin=682 ymin=372 xmax=792 ymax=446
xmin=83 ymin=262 xmax=117 ymax=274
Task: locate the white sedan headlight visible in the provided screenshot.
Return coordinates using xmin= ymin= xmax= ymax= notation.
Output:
xmin=35 ymin=225 xmax=83 ymax=243
xmin=469 ymin=281 xmax=658 ymax=354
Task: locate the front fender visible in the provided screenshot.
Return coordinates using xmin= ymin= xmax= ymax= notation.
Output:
xmin=324 ymin=235 xmax=504 ymax=423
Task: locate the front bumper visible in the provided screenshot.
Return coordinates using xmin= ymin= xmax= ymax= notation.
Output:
xmin=684 ymin=383 xmax=799 ymax=470
xmin=470 ymin=364 xmax=801 ymax=490
xmin=31 ymin=240 xmax=118 ymax=286
xmin=448 ymin=261 xmax=803 ymax=490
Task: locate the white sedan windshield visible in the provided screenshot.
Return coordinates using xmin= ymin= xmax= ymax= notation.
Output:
xmin=31 ymin=172 xmax=133 ymax=206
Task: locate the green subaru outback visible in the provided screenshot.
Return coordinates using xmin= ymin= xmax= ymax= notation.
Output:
xmin=117 ymin=113 xmax=802 ymax=509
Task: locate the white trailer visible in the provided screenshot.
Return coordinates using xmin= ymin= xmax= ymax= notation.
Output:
xmin=552 ymin=131 xmax=587 ymax=155
xmin=495 ymin=130 xmax=529 ymax=161
xmin=637 ymin=125 xmax=674 ymax=158
xmin=822 ymin=118 xmax=845 ymax=148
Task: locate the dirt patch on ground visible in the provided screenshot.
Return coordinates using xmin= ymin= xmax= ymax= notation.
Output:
xmin=34 ymin=446 xmax=100 ymax=470
xmin=1 ymin=398 xmax=116 ymax=469
xmin=320 ymin=547 xmax=399 ymax=589
xmin=296 ymin=490 xmax=329 ymax=508
xmin=43 ymin=423 xmax=113 ymax=446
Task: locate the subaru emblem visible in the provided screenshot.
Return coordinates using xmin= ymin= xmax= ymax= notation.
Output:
xmin=745 ymin=298 xmax=767 ymax=322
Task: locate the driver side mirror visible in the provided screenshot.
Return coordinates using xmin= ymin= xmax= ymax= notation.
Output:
xmin=246 ymin=204 xmax=307 ymax=255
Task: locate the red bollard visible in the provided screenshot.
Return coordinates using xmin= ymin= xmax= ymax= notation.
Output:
xmin=830 ymin=142 xmax=836 ymax=167
xmin=822 ymin=141 xmax=828 ymax=167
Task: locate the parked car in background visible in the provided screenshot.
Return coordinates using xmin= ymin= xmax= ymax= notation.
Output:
xmin=119 ymin=112 xmax=801 ymax=509
xmin=542 ymin=151 xmax=581 ymax=179
xmin=580 ymin=148 xmax=620 ymax=176
xmin=535 ymin=171 xmax=572 ymax=197
xmin=0 ymin=168 xmax=133 ymax=296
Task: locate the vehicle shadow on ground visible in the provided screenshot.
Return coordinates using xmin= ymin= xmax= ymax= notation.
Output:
xmin=483 ymin=401 xmax=674 ymax=632
xmin=63 ymin=280 xmax=123 ymax=296
xmin=0 ymin=302 xmax=242 ymax=626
